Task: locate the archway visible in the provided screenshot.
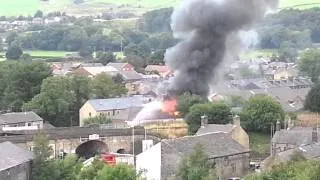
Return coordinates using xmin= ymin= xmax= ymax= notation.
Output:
xmin=116 ymin=148 xmax=126 ymax=154
xmin=75 ymin=140 xmax=108 ymax=159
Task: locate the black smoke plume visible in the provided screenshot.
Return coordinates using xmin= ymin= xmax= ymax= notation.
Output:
xmin=165 ymin=0 xmax=278 ymax=97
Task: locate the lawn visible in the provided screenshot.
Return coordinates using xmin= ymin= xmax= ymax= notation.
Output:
xmin=0 ymin=50 xmax=73 ymax=59
xmin=280 ymin=0 xmax=320 ymax=9
xmin=240 ymin=49 xmax=278 ymax=61
xmin=248 ymin=132 xmax=271 ymax=157
xmin=0 ymin=0 xmax=319 ymax=16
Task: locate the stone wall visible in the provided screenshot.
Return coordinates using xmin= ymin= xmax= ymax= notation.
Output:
xmin=0 ymin=161 xmax=32 ymax=180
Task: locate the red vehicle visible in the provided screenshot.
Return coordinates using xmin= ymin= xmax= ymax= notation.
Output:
xmin=100 ymin=153 xmax=116 ymax=166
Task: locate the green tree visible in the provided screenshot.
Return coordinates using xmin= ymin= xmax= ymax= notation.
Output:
xmin=34 ymin=10 xmax=44 ymax=18
xmin=95 ymin=164 xmax=142 ymax=180
xmin=83 ymin=115 xmax=112 ymax=126
xmin=32 ymin=131 xmax=60 ymax=180
xmin=96 ymin=51 xmax=115 ymax=65
xmin=20 ymin=53 xmax=32 ymax=61
xmin=177 ymin=93 xmax=207 ymax=116
xmin=299 ymin=48 xmax=320 ymax=83
xmin=240 ymin=94 xmax=285 ymax=133
xmin=5 ymin=31 xmax=18 ymax=45
xmin=6 ymin=44 xmax=23 ymax=60
xmin=186 ymin=102 xmax=232 ymax=134
xmin=70 ymin=75 xmax=91 ymax=125
xmin=112 ymin=74 xmax=124 ymax=84
xmin=0 ymin=61 xmax=51 ymax=111
xmin=227 ymin=95 xmax=246 ymax=108
xmin=24 ymin=76 xmax=76 ymax=127
xmin=91 ymin=73 xmax=127 ymax=99
xmin=177 ymin=144 xmax=217 ymax=180
xmin=57 ymin=155 xmax=83 ymax=180
xmin=79 ymin=158 xmax=105 ymax=180
xmin=304 ymin=84 xmax=320 ymax=112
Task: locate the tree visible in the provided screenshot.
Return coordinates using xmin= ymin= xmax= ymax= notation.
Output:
xmin=57 ymin=155 xmax=83 ymax=180
xmin=95 ymin=164 xmax=142 ymax=180
xmin=304 ymin=84 xmax=320 ymax=112
xmin=227 ymin=95 xmax=246 ymax=108
xmin=6 ymin=44 xmax=23 ymax=60
xmin=96 ymin=51 xmax=115 ymax=65
xmin=279 ymin=41 xmax=298 ymax=61
xmin=34 ymin=10 xmax=44 ymax=18
xmin=240 ymin=94 xmax=285 ymax=133
xmin=299 ymin=48 xmax=320 ymax=83
xmin=79 ymin=43 xmax=93 ymax=58
xmin=0 ymin=61 xmax=51 ymax=111
xmin=5 ymin=31 xmax=18 ymax=45
xmin=23 ymin=76 xmax=76 ymax=127
xmin=177 ymin=93 xmax=207 ymax=116
xmin=20 ymin=53 xmax=32 ymax=61
xmin=69 ymin=75 xmax=91 ymax=125
xmin=32 ymin=131 xmax=59 ymax=180
xmin=83 ymin=115 xmax=112 ymax=126
xmin=91 ymin=73 xmax=127 ymax=99
xmin=112 ymin=73 xmax=124 ymax=84
xmin=177 ymin=143 xmax=217 ymax=180
xmin=147 ymin=49 xmax=165 ymax=65
xmin=246 ymin=160 xmax=320 ymax=180
xmin=79 ymin=158 xmax=105 ymax=180
xmin=186 ymin=102 xmax=232 ymax=134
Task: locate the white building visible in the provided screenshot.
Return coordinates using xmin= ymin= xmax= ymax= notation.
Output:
xmin=0 ymin=111 xmax=43 ymax=131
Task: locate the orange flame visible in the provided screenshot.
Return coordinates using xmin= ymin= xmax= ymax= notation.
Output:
xmin=161 ymin=99 xmax=178 ymax=116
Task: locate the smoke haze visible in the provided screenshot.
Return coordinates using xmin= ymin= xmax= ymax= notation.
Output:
xmin=165 ymin=0 xmax=279 ymax=97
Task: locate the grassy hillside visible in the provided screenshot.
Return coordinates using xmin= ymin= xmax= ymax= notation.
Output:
xmin=0 ymin=0 xmax=319 ymax=17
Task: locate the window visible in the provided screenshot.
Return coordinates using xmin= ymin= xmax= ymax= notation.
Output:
xmin=107 ymin=112 xmax=110 ymax=116
xmin=27 ymin=123 xmax=32 ymax=126
xmin=89 ymin=112 xmax=92 ymax=117
xmin=117 ymin=110 xmax=120 ymax=114
xmin=112 ymin=110 xmax=115 ymax=116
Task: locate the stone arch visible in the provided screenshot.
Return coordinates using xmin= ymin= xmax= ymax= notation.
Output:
xmin=75 ymin=140 xmax=108 ymax=159
xmin=116 ymin=148 xmax=126 ymax=154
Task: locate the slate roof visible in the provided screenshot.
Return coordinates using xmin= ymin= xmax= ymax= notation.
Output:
xmin=107 ymin=63 xmax=129 ymax=71
xmin=87 ymin=96 xmax=144 ymax=111
xmin=161 ymin=133 xmax=249 ymax=179
xmin=0 ymin=141 xmax=33 ymax=171
xmin=120 ymin=71 xmax=142 ymax=81
xmin=276 ymin=142 xmax=320 ymax=162
xmin=196 ymin=124 xmax=234 ymax=135
xmin=82 ymin=66 xmax=118 ymax=76
xmin=272 ymin=127 xmax=320 ymax=145
xmin=0 ymin=112 xmax=43 ymax=125
xmin=145 ymin=65 xmax=171 ymax=73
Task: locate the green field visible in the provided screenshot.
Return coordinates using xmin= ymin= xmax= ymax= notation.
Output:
xmin=240 ymin=49 xmax=278 ymax=60
xmin=0 ymin=50 xmax=73 ymax=59
xmin=0 ymin=0 xmax=319 ymax=16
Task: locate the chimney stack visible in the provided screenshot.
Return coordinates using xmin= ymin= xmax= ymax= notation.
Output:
xmin=201 ymin=115 xmax=208 ymax=128
xmin=233 ymin=115 xmax=241 ymax=127
xmin=276 ymin=120 xmax=281 ymax=131
xmin=312 ymin=127 xmax=318 ymax=143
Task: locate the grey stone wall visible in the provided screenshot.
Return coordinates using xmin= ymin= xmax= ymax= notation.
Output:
xmin=214 ymin=153 xmax=250 ymax=180
xmin=0 ymin=161 xmax=32 ymax=180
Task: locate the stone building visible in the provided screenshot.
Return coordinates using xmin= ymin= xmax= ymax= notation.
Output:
xmin=0 ymin=111 xmax=43 ymax=131
xmin=196 ymin=115 xmax=249 ymax=149
xmin=271 ymin=125 xmax=319 ymax=155
xmin=136 ymin=133 xmax=250 ymax=180
xmin=79 ymin=96 xmax=146 ymax=127
xmin=0 ymin=141 xmax=33 ymax=180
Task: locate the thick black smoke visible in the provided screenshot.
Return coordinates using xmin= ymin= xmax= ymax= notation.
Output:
xmin=165 ymin=0 xmax=278 ymax=97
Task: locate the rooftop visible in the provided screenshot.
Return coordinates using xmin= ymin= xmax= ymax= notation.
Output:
xmin=0 ymin=112 xmax=43 ymax=125
xmin=272 ymin=127 xmax=320 ymax=145
xmin=276 ymin=142 xmax=320 ymax=162
xmin=161 ymin=133 xmax=249 ymax=178
xmin=86 ymin=96 xmax=144 ymax=111
xmin=196 ymin=124 xmax=234 ymax=135
xmin=82 ymin=66 xmax=118 ymax=76
xmin=0 ymin=141 xmax=33 ymax=171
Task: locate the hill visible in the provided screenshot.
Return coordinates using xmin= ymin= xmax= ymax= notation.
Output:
xmin=0 ymin=0 xmax=320 ymax=17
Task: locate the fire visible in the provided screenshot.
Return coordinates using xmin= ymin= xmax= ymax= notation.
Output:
xmin=161 ymin=99 xmax=178 ymax=116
